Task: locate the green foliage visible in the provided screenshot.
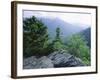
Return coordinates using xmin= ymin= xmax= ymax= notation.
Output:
xmin=66 ymin=34 xmax=90 ymax=65
xmin=49 ymin=27 xmax=65 ymax=51
xmin=23 ymin=16 xmax=49 ymax=57
xmin=56 ymin=27 xmax=61 ymax=41
xmin=50 ymin=40 xmax=63 ymax=51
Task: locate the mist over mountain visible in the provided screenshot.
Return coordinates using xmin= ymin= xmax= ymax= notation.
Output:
xmin=38 ymin=17 xmax=90 ymax=39
xmin=80 ymin=27 xmax=91 ymax=47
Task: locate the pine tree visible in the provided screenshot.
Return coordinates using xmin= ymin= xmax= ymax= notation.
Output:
xmin=56 ymin=27 xmax=60 ymax=39
xmin=23 ymin=16 xmax=49 ymax=57
xmin=50 ymin=27 xmax=63 ymax=51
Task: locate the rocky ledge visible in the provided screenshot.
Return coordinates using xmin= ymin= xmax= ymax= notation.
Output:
xmin=23 ymin=50 xmax=85 ymax=69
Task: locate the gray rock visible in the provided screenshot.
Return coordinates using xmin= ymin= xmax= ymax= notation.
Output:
xmin=34 ymin=56 xmax=54 ymax=68
xmin=23 ymin=56 xmax=37 ymax=69
xmin=48 ymin=50 xmax=85 ymax=67
xmin=23 ymin=50 xmax=85 ymax=69
xmin=23 ymin=56 xmax=54 ymax=69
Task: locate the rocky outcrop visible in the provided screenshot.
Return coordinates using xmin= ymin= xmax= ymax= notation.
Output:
xmin=23 ymin=56 xmax=37 ymax=69
xmin=33 ymin=56 xmax=54 ymax=68
xmin=23 ymin=50 xmax=85 ymax=69
xmin=23 ymin=56 xmax=53 ymax=69
xmin=48 ymin=50 xmax=85 ymax=67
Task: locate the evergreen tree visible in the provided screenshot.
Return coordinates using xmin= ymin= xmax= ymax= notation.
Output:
xmin=56 ymin=27 xmax=60 ymax=40
xmin=23 ymin=16 xmax=49 ymax=57
xmin=50 ymin=27 xmax=63 ymax=51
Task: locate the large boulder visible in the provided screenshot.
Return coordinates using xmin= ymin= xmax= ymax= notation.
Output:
xmin=23 ymin=56 xmax=37 ymax=69
xmin=34 ymin=56 xmax=54 ymax=68
xmin=23 ymin=56 xmax=54 ymax=69
xmin=48 ymin=50 xmax=85 ymax=67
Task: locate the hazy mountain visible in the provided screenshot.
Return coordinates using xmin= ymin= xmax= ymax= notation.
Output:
xmin=38 ymin=17 xmax=90 ymax=39
xmin=81 ymin=27 xmax=91 ymax=47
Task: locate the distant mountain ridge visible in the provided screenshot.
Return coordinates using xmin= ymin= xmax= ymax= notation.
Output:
xmin=37 ymin=17 xmax=90 ymax=39
xmin=81 ymin=27 xmax=91 ymax=47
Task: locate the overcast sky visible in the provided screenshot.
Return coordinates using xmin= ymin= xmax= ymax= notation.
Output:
xmin=23 ymin=10 xmax=91 ymax=26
